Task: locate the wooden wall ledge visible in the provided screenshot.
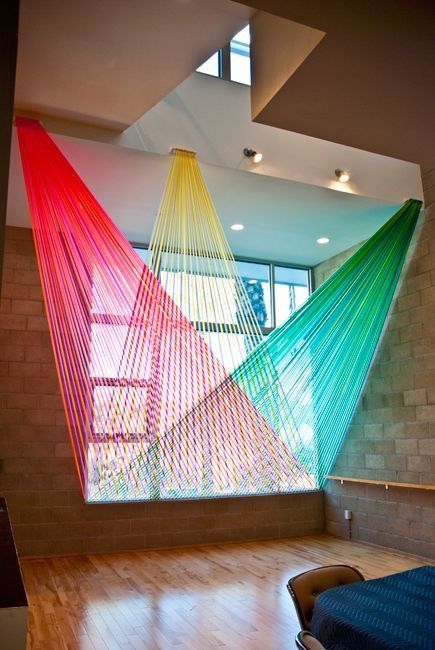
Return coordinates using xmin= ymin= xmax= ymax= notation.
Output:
xmin=325 ymin=475 xmax=435 ymax=491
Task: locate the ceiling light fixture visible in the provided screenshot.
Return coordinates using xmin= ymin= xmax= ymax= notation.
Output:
xmin=231 ymin=223 xmax=244 ymax=231
xmin=335 ymin=169 xmax=350 ymax=183
xmin=317 ymin=237 xmax=330 ymax=244
xmin=243 ymin=148 xmax=263 ymax=163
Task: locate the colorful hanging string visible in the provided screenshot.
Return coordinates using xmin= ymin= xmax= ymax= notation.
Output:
xmin=232 ymin=199 xmax=421 ymax=484
xmin=148 ymin=148 xmax=263 ymax=370
xmin=146 ymin=147 xmax=312 ymax=479
xmin=145 ymin=148 xmax=421 ymax=488
xmin=16 ymin=117 xmax=420 ymax=501
xmin=17 ymin=118 xmax=312 ymax=501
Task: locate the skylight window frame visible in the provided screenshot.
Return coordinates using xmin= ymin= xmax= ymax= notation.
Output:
xmin=196 ymin=24 xmax=252 ymax=86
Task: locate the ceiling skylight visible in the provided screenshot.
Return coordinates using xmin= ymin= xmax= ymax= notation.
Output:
xmin=230 ymin=25 xmax=251 ymax=85
xmin=196 ymin=24 xmax=251 ymax=86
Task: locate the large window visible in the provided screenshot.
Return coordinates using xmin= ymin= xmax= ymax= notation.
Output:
xmin=274 ymin=266 xmax=311 ymax=327
xmin=134 ymin=245 xmax=311 ymax=346
xmin=196 ymin=25 xmax=251 ymax=86
xmin=196 ymin=51 xmax=221 ymax=78
xmin=87 ymin=247 xmax=311 ymax=501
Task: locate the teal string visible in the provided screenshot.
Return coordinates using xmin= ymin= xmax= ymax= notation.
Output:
xmin=231 ymin=199 xmax=422 ymax=488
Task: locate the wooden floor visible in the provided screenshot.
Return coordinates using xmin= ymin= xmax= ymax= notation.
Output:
xmin=22 ymin=534 xmax=429 ymax=650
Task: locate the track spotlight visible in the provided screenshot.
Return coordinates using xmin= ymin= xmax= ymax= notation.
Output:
xmin=335 ymin=169 xmax=350 ymax=183
xmin=244 ymin=148 xmax=263 ymax=163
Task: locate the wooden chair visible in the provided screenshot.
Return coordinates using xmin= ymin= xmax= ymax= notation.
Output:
xmin=295 ymin=630 xmax=326 ymax=649
xmin=287 ymin=564 xmax=365 ymax=631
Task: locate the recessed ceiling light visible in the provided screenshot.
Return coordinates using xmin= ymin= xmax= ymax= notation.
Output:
xmin=243 ymin=148 xmax=263 ymax=164
xmin=231 ymin=223 xmax=244 ymax=231
xmin=317 ymin=237 xmax=330 ymax=244
xmin=335 ymin=169 xmax=350 ymax=183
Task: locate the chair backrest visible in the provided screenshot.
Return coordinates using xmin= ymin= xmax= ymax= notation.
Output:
xmin=287 ymin=564 xmax=364 ymax=631
xmin=295 ymin=630 xmax=326 ymax=650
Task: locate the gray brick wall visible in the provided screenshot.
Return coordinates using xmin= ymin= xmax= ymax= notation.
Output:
xmin=313 ymin=242 xmax=362 ymax=288
xmin=315 ymin=171 xmax=435 ymax=559
xmin=0 ymin=226 xmax=324 ymax=557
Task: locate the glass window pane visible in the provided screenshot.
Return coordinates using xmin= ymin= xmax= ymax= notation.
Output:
xmin=160 ymin=269 xmax=239 ymax=325
xmin=90 ymin=323 xmax=151 ymax=379
xmin=232 ymin=25 xmax=250 ymax=47
xmin=205 ymin=331 xmax=249 ymax=372
xmin=236 ymin=260 xmax=271 ymax=327
xmin=274 ymin=266 xmax=310 ymax=327
xmin=92 ymin=386 xmax=149 ymax=435
xmin=134 ymin=247 xmax=148 ymax=263
xmin=196 ymin=51 xmax=220 ymax=77
xmin=230 ymin=25 xmax=251 ymax=85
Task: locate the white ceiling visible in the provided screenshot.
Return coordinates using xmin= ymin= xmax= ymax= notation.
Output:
xmin=7 ymin=129 xmax=400 ymax=266
xmin=15 ymin=0 xmax=252 ymax=129
xmin=246 ymin=2 xmax=435 ymax=168
xmin=9 ymin=2 xmax=424 ymax=274
xmin=121 ymin=73 xmax=423 ymax=206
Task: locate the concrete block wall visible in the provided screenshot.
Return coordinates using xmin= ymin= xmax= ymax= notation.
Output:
xmin=315 ymin=173 xmax=435 ymax=559
xmin=0 ymin=225 xmax=324 ymax=557
xmin=313 ymin=241 xmax=362 ymax=288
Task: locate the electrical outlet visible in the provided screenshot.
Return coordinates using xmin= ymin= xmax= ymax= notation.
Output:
xmin=344 ymin=509 xmax=352 ymax=520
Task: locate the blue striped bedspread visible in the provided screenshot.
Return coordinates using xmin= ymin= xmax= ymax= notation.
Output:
xmin=310 ymin=565 xmax=435 ymax=649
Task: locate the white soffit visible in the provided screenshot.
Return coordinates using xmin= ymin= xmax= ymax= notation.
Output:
xmin=8 ymin=129 xmax=402 ymax=266
xmin=121 ymin=74 xmax=423 ymax=206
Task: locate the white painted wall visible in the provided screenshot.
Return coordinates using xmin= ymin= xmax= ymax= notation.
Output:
xmin=119 ymin=73 xmax=423 ymax=205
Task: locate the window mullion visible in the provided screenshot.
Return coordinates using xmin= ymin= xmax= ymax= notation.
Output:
xmin=221 ymin=43 xmax=231 ymax=81
xmin=269 ymin=263 xmax=276 ymax=330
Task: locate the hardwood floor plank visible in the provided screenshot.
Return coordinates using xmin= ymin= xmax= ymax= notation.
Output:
xmin=22 ymin=534 xmax=430 ymax=649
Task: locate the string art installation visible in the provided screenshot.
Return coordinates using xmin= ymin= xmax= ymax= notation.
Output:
xmin=16 ymin=118 xmax=421 ymax=502
xmin=232 ymin=198 xmax=421 ymax=485
xmin=145 ymin=148 xmax=421 ymax=487
xmin=16 ymin=118 xmax=310 ymax=501
xmin=147 ymin=148 xmax=293 ymax=438
xmin=148 ymin=148 xmax=263 ymax=372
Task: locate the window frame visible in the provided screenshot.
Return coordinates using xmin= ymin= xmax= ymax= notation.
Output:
xmin=131 ymin=242 xmax=313 ymax=337
xmin=86 ymin=246 xmax=313 ymax=501
xmin=196 ymin=25 xmax=252 ymax=86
